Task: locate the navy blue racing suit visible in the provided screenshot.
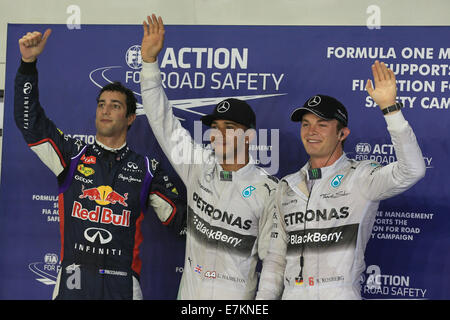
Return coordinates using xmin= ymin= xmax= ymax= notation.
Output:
xmin=14 ymin=60 xmax=186 ymax=300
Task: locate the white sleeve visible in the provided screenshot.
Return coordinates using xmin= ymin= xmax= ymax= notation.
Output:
xmin=257 ymin=180 xmax=278 ymax=261
xmin=140 ymin=61 xmax=213 ymax=185
xmin=359 ymin=111 xmax=426 ymax=201
xmin=256 ymin=184 xmax=287 ymax=300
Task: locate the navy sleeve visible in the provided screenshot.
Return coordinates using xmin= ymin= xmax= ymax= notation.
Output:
xmin=14 ymin=59 xmax=85 ymax=178
xmin=148 ymin=160 xmax=187 ymax=235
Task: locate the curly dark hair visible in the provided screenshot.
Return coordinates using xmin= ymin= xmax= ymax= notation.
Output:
xmin=96 ymin=81 xmax=137 ymax=117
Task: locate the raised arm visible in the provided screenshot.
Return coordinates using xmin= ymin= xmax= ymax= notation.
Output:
xmin=139 ymin=15 xmax=212 ymax=184
xmin=359 ymin=61 xmax=426 ymax=201
xmin=15 ymin=29 xmax=85 ymax=177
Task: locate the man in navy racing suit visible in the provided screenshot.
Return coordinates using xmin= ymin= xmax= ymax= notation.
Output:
xmin=14 ymin=29 xmax=186 ymax=299
xmin=256 ymin=61 xmax=426 ymax=300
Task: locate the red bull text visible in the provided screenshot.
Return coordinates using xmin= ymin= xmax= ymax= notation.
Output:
xmin=71 ymin=201 xmax=131 ymax=227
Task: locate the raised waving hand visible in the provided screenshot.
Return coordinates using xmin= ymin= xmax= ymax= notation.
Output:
xmin=366 ymin=60 xmax=397 ymax=111
xmin=141 ymin=14 xmax=165 ymax=63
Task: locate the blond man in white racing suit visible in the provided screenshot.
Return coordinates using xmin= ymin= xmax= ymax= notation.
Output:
xmin=256 ymin=61 xmax=426 ymax=300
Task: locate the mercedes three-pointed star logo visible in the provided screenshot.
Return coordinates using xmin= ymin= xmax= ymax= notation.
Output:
xmin=307 ymin=95 xmax=322 ymax=107
xmin=216 ymin=101 xmax=231 ymax=113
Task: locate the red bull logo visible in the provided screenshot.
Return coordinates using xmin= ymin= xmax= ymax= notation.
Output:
xmin=71 ymin=201 xmax=131 ymax=227
xmin=79 ymin=185 xmax=128 ymax=207
xmin=105 ymin=190 xmax=128 ymax=207
xmin=79 ymin=185 xmax=101 ymax=201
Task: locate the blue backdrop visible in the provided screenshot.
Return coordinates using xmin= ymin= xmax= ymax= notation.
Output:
xmin=0 ymin=24 xmax=448 ymax=299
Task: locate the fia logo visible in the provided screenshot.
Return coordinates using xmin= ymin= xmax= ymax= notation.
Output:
xmin=356 ymin=143 xmax=372 ymax=154
xmin=126 ymin=45 xmax=142 ymax=69
xmin=331 ymin=175 xmax=344 ymax=188
xmin=44 ymin=253 xmax=58 ymax=264
xmin=242 ymin=185 xmax=256 ymax=198
xmin=28 ymin=253 xmax=60 ymax=286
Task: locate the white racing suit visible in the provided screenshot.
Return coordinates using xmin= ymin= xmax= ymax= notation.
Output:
xmin=140 ymin=61 xmax=278 ymax=299
xmin=256 ymin=111 xmax=426 ymax=300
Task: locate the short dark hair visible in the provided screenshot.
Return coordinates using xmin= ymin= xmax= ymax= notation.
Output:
xmin=96 ymin=82 xmax=137 ymax=117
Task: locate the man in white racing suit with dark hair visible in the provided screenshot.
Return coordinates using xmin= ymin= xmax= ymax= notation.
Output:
xmin=139 ymin=15 xmax=278 ymax=299
xmin=256 ymin=61 xmax=426 ymax=300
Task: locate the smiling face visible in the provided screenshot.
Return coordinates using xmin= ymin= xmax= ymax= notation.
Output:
xmin=95 ymin=90 xmax=135 ymax=142
xmin=210 ymin=119 xmax=250 ymax=164
xmin=301 ymin=112 xmax=348 ymax=167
